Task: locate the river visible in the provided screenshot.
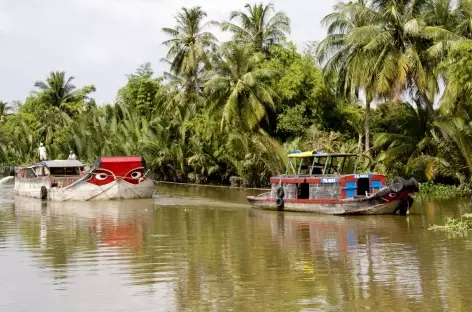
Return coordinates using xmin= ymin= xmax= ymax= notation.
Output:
xmin=0 ymin=183 xmax=471 ymax=311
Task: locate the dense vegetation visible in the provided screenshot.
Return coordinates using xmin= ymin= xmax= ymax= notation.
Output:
xmin=1 ymin=1 xmax=472 ymax=188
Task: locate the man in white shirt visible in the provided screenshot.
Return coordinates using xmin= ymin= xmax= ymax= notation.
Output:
xmin=68 ymin=150 xmax=77 ymax=160
xmin=38 ymin=143 xmax=47 ymax=161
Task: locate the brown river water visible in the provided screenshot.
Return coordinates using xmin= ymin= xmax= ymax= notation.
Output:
xmin=1 ymin=182 xmax=472 ymax=311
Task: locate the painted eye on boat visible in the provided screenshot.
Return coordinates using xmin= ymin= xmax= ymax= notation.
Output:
xmin=96 ymin=173 xmax=108 ymax=180
xmin=131 ymin=171 xmax=142 ymax=179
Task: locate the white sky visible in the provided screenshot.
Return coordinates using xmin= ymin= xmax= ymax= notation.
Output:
xmin=0 ymin=0 xmax=337 ymax=105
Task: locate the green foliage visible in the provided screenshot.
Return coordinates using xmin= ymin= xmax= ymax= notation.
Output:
xmin=276 ymin=104 xmax=310 ymax=138
xmin=428 ymin=213 xmax=472 ymax=235
xmin=262 ymin=44 xmax=339 ymax=138
xmin=430 ymin=118 xmax=472 ymax=184
xmin=439 ymin=40 xmax=472 ymax=117
xmin=418 ymin=182 xmax=470 ymax=199
xmin=117 ymin=63 xmax=167 ymax=116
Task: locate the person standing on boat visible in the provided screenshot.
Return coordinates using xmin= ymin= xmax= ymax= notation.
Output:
xmin=68 ymin=150 xmax=77 ymax=160
xmin=38 ymin=143 xmax=47 ymax=161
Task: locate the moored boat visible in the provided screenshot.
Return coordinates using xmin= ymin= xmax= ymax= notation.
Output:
xmin=247 ymin=151 xmax=419 ymax=215
xmin=14 ymin=156 xmax=155 ymax=201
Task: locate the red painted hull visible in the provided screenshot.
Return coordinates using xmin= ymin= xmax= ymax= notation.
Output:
xmin=247 ymin=190 xmax=413 ymax=215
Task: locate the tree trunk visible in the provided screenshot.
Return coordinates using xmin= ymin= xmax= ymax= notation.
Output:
xmin=358 ymin=133 xmax=363 ymax=153
xmin=364 ymin=99 xmax=371 ymax=153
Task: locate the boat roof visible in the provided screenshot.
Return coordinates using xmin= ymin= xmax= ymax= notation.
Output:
xmin=99 ymin=156 xmax=144 ymax=164
xmin=35 ymin=160 xmax=84 ymax=168
xmin=287 ymin=151 xmax=357 ymax=158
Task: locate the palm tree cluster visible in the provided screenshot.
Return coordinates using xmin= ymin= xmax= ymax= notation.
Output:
xmin=317 ymin=0 xmax=472 ymax=186
xmin=1 ymin=1 xmax=472 ymax=188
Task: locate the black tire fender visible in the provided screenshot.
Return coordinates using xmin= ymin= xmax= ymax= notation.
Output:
xmin=390 ymin=177 xmax=405 ymax=193
xmin=276 ymin=186 xmax=285 ymax=199
xmin=404 ymin=177 xmax=419 ymax=192
xmin=276 ymin=197 xmax=284 ymax=211
xmin=40 ymin=186 xmax=47 ymax=200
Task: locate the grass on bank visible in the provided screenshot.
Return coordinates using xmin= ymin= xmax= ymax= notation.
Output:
xmin=417 ymin=182 xmax=471 ymax=200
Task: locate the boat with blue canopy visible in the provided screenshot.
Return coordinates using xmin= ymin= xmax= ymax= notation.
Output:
xmin=247 ymin=150 xmax=419 ymax=215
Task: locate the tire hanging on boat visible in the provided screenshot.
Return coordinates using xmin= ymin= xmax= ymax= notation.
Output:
xmin=276 ymin=185 xmax=284 ymax=211
xmin=276 ymin=197 xmax=284 ymax=210
xmin=40 ymin=186 xmax=47 ymax=200
xmin=390 ymin=177 xmax=405 ymax=193
xmin=276 ymin=186 xmax=285 ymax=199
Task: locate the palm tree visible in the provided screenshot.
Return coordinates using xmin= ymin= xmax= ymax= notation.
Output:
xmin=454 ymin=0 xmax=472 ymax=38
xmin=437 ymin=39 xmax=472 ymax=117
xmin=317 ymin=0 xmax=377 ymax=152
xmin=374 ymin=101 xmax=431 ymax=167
xmin=161 ymin=6 xmax=217 ymax=95
xmin=34 ymin=71 xmax=78 ymax=110
xmin=318 ymin=0 xmax=444 ymax=152
xmin=0 ymin=101 xmax=12 ymax=123
xmin=221 ymin=2 xmax=290 ymax=52
xmin=429 ymin=118 xmax=472 ymax=184
xmin=225 ymin=128 xmax=287 ymax=186
xmin=162 ymin=71 xmax=204 ymax=119
xmin=422 ymin=0 xmax=456 ymax=28
xmin=204 ymin=42 xmax=277 ymax=131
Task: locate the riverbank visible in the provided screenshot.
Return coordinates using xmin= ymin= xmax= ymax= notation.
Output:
xmin=417 ymin=182 xmax=472 ymax=200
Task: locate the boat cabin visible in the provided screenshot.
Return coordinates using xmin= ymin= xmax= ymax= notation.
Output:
xmin=270 ymin=151 xmax=386 ymax=200
xmin=17 ymin=160 xmax=85 ymax=187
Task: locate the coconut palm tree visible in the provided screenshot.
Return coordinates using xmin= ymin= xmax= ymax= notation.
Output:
xmin=204 ymin=42 xmax=277 ymax=131
xmin=429 ymin=118 xmax=472 ymax=184
xmin=318 ymin=0 xmax=446 ymax=152
xmin=454 ymin=0 xmax=472 ymax=38
xmin=221 ymin=2 xmax=290 ymax=52
xmin=422 ymin=0 xmax=456 ymax=28
xmin=437 ymin=39 xmax=472 ymax=117
xmin=374 ymin=101 xmax=431 ymax=166
xmin=0 ymin=101 xmax=12 ymax=123
xmin=317 ymin=0 xmax=378 ymax=152
xmin=225 ymin=127 xmax=286 ymax=186
xmin=34 ymin=71 xmax=78 ymax=111
xmin=161 ymin=6 xmax=217 ymax=94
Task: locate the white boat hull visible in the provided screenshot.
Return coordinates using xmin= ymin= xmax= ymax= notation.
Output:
xmin=14 ymin=177 xmax=155 ymax=201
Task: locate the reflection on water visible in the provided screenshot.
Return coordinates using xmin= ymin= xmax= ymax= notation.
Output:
xmin=1 ymin=183 xmax=472 ymax=311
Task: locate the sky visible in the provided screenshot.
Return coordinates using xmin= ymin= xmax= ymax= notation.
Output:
xmin=0 ymin=0 xmax=337 ymax=105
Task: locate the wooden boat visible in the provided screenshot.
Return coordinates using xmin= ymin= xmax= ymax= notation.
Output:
xmin=14 ymin=156 xmax=155 ymax=201
xmin=247 ymin=151 xmax=419 ymax=215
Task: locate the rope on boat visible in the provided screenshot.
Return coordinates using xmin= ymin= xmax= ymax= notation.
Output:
xmin=153 ymin=180 xmax=271 ymax=191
